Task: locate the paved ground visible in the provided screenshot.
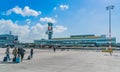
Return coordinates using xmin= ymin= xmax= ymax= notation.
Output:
xmin=0 ymin=48 xmax=120 ymax=72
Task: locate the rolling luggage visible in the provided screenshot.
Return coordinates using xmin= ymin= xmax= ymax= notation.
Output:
xmin=3 ymin=56 xmax=8 ymax=62
xmin=27 ymin=55 xmax=31 ymax=60
xmin=16 ymin=57 xmax=20 ymax=63
xmin=12 ymin=57 xmax=16 ymax=62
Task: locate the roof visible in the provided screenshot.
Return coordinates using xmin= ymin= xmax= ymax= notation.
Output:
xmin=52 ymin=36 xmax=101 ymax=40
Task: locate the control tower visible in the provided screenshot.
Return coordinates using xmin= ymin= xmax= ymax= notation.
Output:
xmin=46 ymin=22 xmax=53 ymax=40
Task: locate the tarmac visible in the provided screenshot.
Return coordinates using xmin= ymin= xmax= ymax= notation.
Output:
xmin=0 ymin=48 xmax=120 ymax=72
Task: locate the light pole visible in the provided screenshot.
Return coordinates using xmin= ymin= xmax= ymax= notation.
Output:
xmin=106 ymin=5 xmax=114 ymax=55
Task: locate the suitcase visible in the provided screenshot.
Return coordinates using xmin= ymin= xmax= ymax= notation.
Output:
xmin=3 ymin=56 xmax=8 ymax=62
xmin=16 ymin=57 xmax=20 ymax=63
xmin=12 ymin=57 xmax=16 ymax=62
xmin=28 ymin=55 xmax=31 ymax=60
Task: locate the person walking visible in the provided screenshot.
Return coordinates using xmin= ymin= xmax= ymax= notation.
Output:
xmin=28 ymin=49 xmax=34 ymax=60
xmin=30 ymin=49 xmax=33 ymax=58
xmin=5 ymin=46 xmax=11 ymax=61
xmin=12 ymin=47 xmax=18 ymax=62
xmin=20 ymin=48 xmax=26 ymax=61
xmin=17 ymin=47 xmax=21 ymax=57
xmin=53 ymin=47 xmax=56 ymax=52
xmin=12 ymin=47 xmax=18 ymax=58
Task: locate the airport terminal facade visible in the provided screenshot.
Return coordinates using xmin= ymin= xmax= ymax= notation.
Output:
xmin=34 ymin=34 xmax=116 ymax=47
xmin=0 ymin=34 xmax=18 ymax=47
xmin=0 ymin=33 xmax=116 ymax=48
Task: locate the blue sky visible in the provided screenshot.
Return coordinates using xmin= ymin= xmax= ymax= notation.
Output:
xmin=0 ymin=0 xmax=120 ymax=43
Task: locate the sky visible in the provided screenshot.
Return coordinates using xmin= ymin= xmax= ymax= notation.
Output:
xmin=0 ymin=0 xmax=120 ymax=43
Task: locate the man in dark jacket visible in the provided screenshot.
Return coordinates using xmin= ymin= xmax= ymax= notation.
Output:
xmin=20 ymin=48 xmax=26 ymax=61
xmin=30 ymin=49 xmax=33 ymax=58
xmin=18 ymin=47 xmax=25 ymax=61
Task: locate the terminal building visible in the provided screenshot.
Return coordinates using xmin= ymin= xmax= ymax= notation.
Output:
xmin=0 ymin=34 xmax=18 ymax=47
xmin=34 ymin=34 xmax=116 ymax=47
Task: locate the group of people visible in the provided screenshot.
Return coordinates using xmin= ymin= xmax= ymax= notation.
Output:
xmin=4 ymin=46 xmax=34 ymax=63
xmin=12 ymin=47 xmax=26 ymax=62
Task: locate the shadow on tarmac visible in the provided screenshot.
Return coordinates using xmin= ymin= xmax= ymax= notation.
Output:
xmin=0 ymin=61 xmax=19 ymax=64
xmin=0 ymin=58 xmax=31 ymax=64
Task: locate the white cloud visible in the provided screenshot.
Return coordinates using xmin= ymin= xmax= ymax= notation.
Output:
xmin=54 ymin=7 xmax=57 ymax=11
xmin=6 ymin=6 xmax=41 ymax=17
xmin=54 ymin=25 xmax=67 ymax=33
xmin=25 ymin=19 xmax=31 ymax=25
xmin=0 ymin=19 xmax=47 ymax=43
xmin=0 ymin=19 xmax=67 ymax=43
xmin=53 ymin=4 xmax=69 ymax=11
xmin=40 ymin=17 xmax=56 ymax=23
xmin=60 ymin=5 xmax=69 ymax=10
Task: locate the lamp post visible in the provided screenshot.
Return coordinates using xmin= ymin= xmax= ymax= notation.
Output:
xmin=106 ymin=5 xmax=114 ymax=55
